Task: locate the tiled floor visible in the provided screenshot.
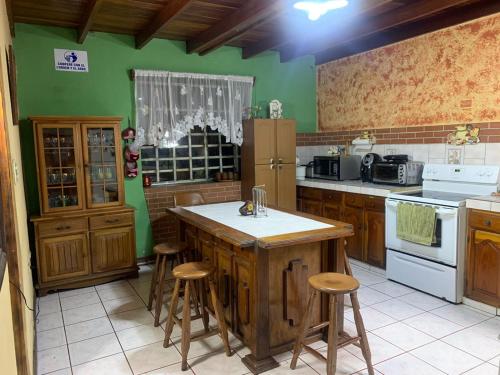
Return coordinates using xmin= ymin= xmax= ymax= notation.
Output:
xmin=36 ymin=263 xmax=500 ymax=375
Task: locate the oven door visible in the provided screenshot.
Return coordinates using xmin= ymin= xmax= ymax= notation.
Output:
xmin=372 ymin=163 xmax=400 ymax=184
xmin=385 ymin=198 xmax=459 ymax=266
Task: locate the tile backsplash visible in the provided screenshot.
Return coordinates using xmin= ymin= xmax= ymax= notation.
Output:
xmin=296 ymin=143 xmax=500 ymax=166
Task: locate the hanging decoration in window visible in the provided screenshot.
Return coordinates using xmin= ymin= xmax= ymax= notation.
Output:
xmin=134 ymin=70 xmax=253 ymax=147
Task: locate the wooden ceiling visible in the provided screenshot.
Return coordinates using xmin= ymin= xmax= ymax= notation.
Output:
xmin=7 ymin=0 xmax=500 ymax=64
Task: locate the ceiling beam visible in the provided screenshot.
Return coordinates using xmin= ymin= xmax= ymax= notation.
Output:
xmin=78 ymin=0 xmax=104 ymax=43
xmin=5 ymin=0 xmax=14 ymax=37
xmin=135 ymin=0 xmax=193 ymax=49
xmin=279 ymin=0 xmax=475 ymax=62
xmin=314 ymin=0 xmax=500 ymax=65
xmin=186 ymin=0 xmax=287 ymax=56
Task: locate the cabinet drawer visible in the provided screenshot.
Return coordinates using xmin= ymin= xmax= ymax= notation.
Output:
xmin=364 ymin=196 xmax=385 ymax=211
xmin=345 ymin=193 xmax=363 ymax=208
xmin=469 ymin=210 xmax=500 ymax=232
xmin=323 ymin=190 xmax=343 ymax=203
xmin=298 ymin=187 xmax=323 ymax=200
xmin=90 ymin=213 xmax=134 ymax=230
xmin=38 ymin=218 xmax=88 ymax=238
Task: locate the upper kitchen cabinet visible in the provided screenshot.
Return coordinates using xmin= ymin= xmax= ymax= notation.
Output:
xmin=32 ymin=117 xmax=125 ymax=214
xmin=241 ymin=119 xmax=296 ymax=210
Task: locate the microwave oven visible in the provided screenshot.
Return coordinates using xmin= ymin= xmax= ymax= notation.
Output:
xmin=313 ymin=155 xmax=361 ymax=181
xmin=372 ymin=161 xmax=424 ymax=186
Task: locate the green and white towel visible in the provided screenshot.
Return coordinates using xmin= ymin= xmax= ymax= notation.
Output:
xmin=396 ymin=203 xmax=437 ymax=246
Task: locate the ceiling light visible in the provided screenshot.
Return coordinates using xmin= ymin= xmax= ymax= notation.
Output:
xmin=293 ymin=0 xmax=349 ymax=21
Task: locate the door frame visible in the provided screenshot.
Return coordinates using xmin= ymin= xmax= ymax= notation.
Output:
xmin=0 ymin=56 xmax=30 ymax=374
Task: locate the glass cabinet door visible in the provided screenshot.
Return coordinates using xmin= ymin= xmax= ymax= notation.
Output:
xmin=82 ymin=124 xmax=124 ymax=208
xmin=37 ymin=124 xmax=83 ymax=213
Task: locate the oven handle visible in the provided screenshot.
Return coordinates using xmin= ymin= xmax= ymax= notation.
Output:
xmin=385 ymin=199 xmax=457 ymax=217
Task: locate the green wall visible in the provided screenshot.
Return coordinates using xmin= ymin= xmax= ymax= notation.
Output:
xmin=14 ymin=23 xmax=317 ymax=257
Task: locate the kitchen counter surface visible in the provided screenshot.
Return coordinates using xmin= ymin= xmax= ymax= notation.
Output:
xmin=296 ymin=178 xmax=420 ymax=197
xmin=466 ymin=195 xmax=500 ymax=213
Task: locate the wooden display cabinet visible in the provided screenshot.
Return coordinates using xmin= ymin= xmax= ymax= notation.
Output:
xmin=30 ymin=116 xmax=137 ymax=295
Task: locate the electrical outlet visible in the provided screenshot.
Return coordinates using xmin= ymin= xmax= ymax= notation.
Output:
xmin=386 ymin=148 xmax=396 ymax=155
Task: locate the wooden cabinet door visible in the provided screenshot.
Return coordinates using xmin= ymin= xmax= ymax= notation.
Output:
xmin=253 ymin=120 xmax=276 ymax=165
xmin=466 ymin=230 xmax=500 ymax=306
xmin=233 ymin=256 xmax=253 ymax=341
xmin=277 ymin=163 xmax=296 ymax=210
xmin=342 ymin=206 xmax=364 ymax=261
xmin=301 ymin=198 xmax=322 ymax=216
xmin=215 ymin=245 xmax=233 ymax=326
xmin=199 ymin=233 xmax=215 ymax=265
xmin=39 ymin=234 xmax=89 ymax=282
xmin=323 ymin=204 xmax=341 ymax=221
xmin=364 ymin=208 xmax=386 ymax=269
xmin=276 ymin=119 xmax=296 ymax=164
xmin=91 ymin=227 xmax=135 ymax=273
xmin=255 ymin=164 xmax=277 ymax=207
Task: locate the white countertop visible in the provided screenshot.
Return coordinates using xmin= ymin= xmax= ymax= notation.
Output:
xmin=296 ymin=178 xmax=420 ymax=197
xmin=466 ymin=195 xmax=500 ymax=213
xmin=184 ymin=201 xmax=333 ymax=238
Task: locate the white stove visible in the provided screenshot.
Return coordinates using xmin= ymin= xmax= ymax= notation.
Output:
xmin=385 ymin=164 xmax=500 ymax=303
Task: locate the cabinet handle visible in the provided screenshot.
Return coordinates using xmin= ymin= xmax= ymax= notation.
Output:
xmin=269 ymin=158 xmax=274 ymax=164
xmin=105 ymin=218 xmax=120 ymax=224
xmin=278 ymin=158 xmax=283 ymax=164
xmin=484 ymin=220 xmax=492 ymax=227
xmin=278 ymin=164 xmax=283 ymax=169
xmin=270 ymin=164 xmax=275 ymax=170
xmin=56 ymin=225 xmax=71 ymax=231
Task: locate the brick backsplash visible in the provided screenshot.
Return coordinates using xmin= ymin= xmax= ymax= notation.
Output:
xmin=144 ymin=181 xmax=241 ymax=244
xmin=297 ymin=122 xmax=500 ymax=146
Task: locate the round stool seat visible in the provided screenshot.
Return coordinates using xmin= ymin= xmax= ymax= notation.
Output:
xmin=173 ymin=262 xmax=213 ymax=280
xmin=308 ymin=273 xmax=359 ymax=295
xmin=153 ymin=242 xmax=186 ymax=255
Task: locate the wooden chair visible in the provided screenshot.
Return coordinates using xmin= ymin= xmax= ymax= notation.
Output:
xmin=147 ymin=191 xmax=206 ymax=326
xmin=163 ymin=262 xmax=232 ymax=371
xmin=290 ymin=253 xmax=374 ymax=375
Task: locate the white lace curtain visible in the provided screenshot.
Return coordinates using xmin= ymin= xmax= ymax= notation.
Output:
xmin=135 ymin=70 xmax=253 ymax=147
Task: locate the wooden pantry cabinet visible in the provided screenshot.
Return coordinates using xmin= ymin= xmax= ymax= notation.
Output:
xmin=241 ymin=119 xmax=296 ymax=210
xmin=297 ymin=186 xmax=386 ymax=269
xmin=30 ymin=116 xmax=137 ymax=295
xmin=466 ymin=209 xmax=500 ymax=307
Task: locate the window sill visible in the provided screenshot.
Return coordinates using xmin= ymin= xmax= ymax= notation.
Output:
xmin=145 ymin=180 xmax=240 ymax=189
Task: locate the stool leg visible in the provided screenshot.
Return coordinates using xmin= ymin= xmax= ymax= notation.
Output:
xmin=209 ymin=278 xmax=231 ymax=357
xmin=351 ymin=291 xmax=374 ymax=375
xmin=181 ymin=280 xmax=192 ymax=371
xmin=153 ymin=256 xmax=167 ymax=327
xmin=164 ymin=278 xmax=181 ymax=348
xmin=190 ymin=280 xmax=201 ymax=316
xmin=147 ymin=254 xmax=160 ymax=311
xmin=290 ymin=290 xmax=317 ymax=370
xmin=326 ymin=295 xmax=338 ymax=375
xmin=199 ymin=279 xmax=210 ymax=332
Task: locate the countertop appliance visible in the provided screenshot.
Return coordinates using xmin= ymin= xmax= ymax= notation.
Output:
xmin=372 ymin=155 xmax=424 ymax=186
xmin=305 ymin=161 xmax=314 ymax=178
xmin=360 ymin=153 xmax=382 ymax=182
xmin=313 ymin=155 xmax=361 ymax=181
xmin=385 ymin=164 xmax=500 ymax=303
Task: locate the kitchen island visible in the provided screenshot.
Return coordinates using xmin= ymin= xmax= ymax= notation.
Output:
xmin=167 ymin=201 xmax=354 ymax=374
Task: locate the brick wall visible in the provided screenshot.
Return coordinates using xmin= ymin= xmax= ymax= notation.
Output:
xmin=297 ymin=122 xmax=500 ymax=146
xmin=144 ymin=181 xmax=241 ymax=244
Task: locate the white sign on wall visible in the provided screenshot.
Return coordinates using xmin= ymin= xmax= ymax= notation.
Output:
xmin=54 ymin=49 xmax=89 ymax=72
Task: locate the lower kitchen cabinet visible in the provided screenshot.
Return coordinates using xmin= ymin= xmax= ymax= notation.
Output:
xmin=91 ymin=226 xmax=135 ymax=273
xmin=297 ymin=186 xmax=387 ymax=269
xmin=466 ymin=209 xmax=500 ymax=307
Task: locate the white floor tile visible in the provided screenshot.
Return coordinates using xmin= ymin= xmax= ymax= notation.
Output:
xmin=375 ymin=353 xmax=445 ymax=375
xmin=116 ymin=324 xmax=165 ymax=351
xmin=259 ymin=359 xmax=316 ymax=375
xmin=371 ymin=322 xmax=435 ymax=351
xmin=462 ymin=362 xmax=500 ymax=375
xmin=72 ymin=352 xmax=132 ymax=375
xmin=356 ymin=287 xmax=392 ymax=306
xmin=62 ymin=302 xmax=107 ymax=325
xmin=397 ymin=291 xmax=449 ymax=311
xmin=410 ymin=340 xmax=482 ymax=374
xmin=37 ymin=311 xmax=64 ymax=332
xmin=65 ymin=316 xmax=114 ymax=344
xmin=301 ymin=347 xmax=367 ymax=374
xmin=45 ymin=368 xmax=71 ymax=375
xmin=368 ymin=281 xmax=414 ymax=298
xmin=68 ymin=333 xmax=122 ymax=366
xmin=354 ymin=368 xmax=384 ymax=375
xmin=442 ymin=327 xmax=500 ymax=361
xmin=188 ymin=350 xmax=249 ymax=375
xmin=97 ymin=284 xmax=136 ymax=302
xmin=58 ymin=286 xmax=96 ymax=298
xmin=489 ymin=355 xmax=500 ymax=367
xmin=345 ymin=306 xmax=396 ymax=331
xmin=430 ymin=304 xmax=492 ymax=327
xmin=36 ymin=327 xmax=66 ymax=351
xmin=102 ymin=295 xmax=145 ymax=315
xmin=171 ymin=332 xmax=241 ymax=360
xmin=402 ymin=312 xmax=463 ymax=339
xmin=109 ymin=307 xmax=155 ymax=332
xmin=125 ymin=341 xmax=182 ymax=374
xmin=371 ymin=298 xmax=425 ymax=320
xmin=351 ymin=269 xmax=386 ymax=286
xmin=467 ymin=317 xmax=500 ymax=340
xmin=95 ymin=279 xmax=131 ymax=290
xmin=37 ymin=345 xmax=70 ymax=375
xmin=344 ymin=332 xmax=403 ymax=365
xmin=38 ymin=297 xmax=61 ymax=316
xmin=60 ymin=291 xmax=100 ymax=310
xmin=142 ymin=363 xmax=195 ymax=374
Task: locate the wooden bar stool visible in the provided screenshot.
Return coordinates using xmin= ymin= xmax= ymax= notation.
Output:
xmin=290 ymin=253 xmax=374 ymax=375
xmin=163 ymin=262 xmax=232 ymax=371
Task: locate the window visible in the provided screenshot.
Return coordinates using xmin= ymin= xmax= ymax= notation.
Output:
xmin=141 ymin=126 xmax=240 ymax=184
